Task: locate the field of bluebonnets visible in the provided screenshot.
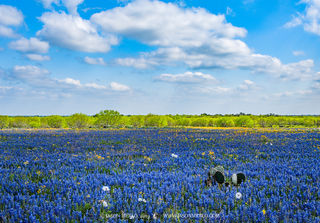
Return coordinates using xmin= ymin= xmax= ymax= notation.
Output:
xmin=0 ymin=128 xmax=320 ymax=222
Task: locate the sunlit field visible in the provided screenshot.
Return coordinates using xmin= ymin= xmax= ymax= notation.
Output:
xmin=0 ymin=129 xmax=319 ymax=222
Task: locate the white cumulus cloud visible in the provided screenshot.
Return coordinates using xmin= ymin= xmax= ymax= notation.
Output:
xmin=37 ymin=11 xmax=118 ymax=53
xmin=38 ymin=0 xmax=83 ymax=15
xmin=7 ymin=65 xmax=130 ymax=94
xmin=26 ymin=54 xmax=51 ymax=61
xmin=84 ymin=56 xmax=106 ymax=65
xmin=93 ymin=0 xmax=316 ymax=81
xmin=0 ymin=5 xmax=23 ymax=26
xmin=285 ymin=0 xmax=320 ymax=35
xmin=155 ymin=71 xmax=216 ymax=83
xmin=9 ymin=37 xmax=49 ymax=54
xmin=110 ymin=82 xmax=130 ymax=91
xmin=0 ymin=5 xmax=23 ymax=38
xmin=91 ymin=0 xmax=246 ymax=47
xmin=0 ymin=25 xmax=17 ymax=38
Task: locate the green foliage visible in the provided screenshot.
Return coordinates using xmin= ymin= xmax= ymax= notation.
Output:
xmin=66 ymin=113 xmax=90 ymax=129
xmin=166 ymin=116 xmax=176 ymax=127
xmin=95 ymin=110 xmax=121 ymax=128
xmin=144 ymin=114 xmax=168 ymax=127
xmin=176 ymin=118 xmax=191 ymax=126
xmin=216 ymin=117 xmax=235 ymax=127
xmin=118 ymin=116 xmax=131 ymax=127
xmin=235 ymin=116 xmax=254 ymax=127
xmin=28 ymin=117 xmax=41 ymax=128
xmin=0 ymin=116 xmax=9 ymax=129
xmin=130 ymin=116 xmax=145 ymax=128
xmin=190 ymin=118 xmax=209 ymax=127
xmin=46 ymin=115 xmax=65 ymax=128
xmin=9 ymin=117 xmax=30 ymax=128
xmin=0 ymin=111 xmax=319 ymax=129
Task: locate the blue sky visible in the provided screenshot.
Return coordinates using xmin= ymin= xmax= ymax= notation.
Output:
xmin=0 ymin=0 xmax=320 ymax=115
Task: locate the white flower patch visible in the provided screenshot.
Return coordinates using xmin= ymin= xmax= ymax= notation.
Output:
xmin=171 ymin=153 xmax=178 ymax=158
xmin=235 ymin=192 xmax=242 ymax=199
xmin=102 ymin=200 xmax=108 ymax=207
xmin=138 ymin=197 xmax=147 ymax=203
xmin=102 ymin=186 xmax=110 ymax=192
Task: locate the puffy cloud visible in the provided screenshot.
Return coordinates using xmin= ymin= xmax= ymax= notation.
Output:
xmin=37 ymin=11 xmax=118 ymax=53
xmin=110 ymin=82 xmax=130 ymax=91
xmin=26 ymin=54 xmax=51 ymax=61
xmin=84 ymin=56 xmax=106 ymax=65
xmin=0 ymin=5 xmax=23 ymax=38
xmin=12 ymin=65 xmax=50 ymax=79
xmin=91 ymin=0 xmax=246 ymax=47
xmin=116 ymin=47 xmax=315 ymax=80
xmin=194 ymin=79 xmax=258 ymax=95
xmin=284 ymin=16 xmax=303 ymax=28
xmin=38 ymin=0 xmax=59 ymax=8
xmin=62 ymin=0 xmax=84 ymax=15
xmin=11 ymin=65 xmax=52 ymax=87
xmin=197 ymin=86 xmax=232 ymax=94
xmin=95 ymin=0 xmax=315 ymax=80
xmin=38 ymin=0 xmax=83 ymax=15
xmin=60 ymin=77 xmax=81 ymax=86
xmin=155 ymin=71 xmax=216 ymax=83
xmin=59 ymin=78 xmax=110 ymax=90
xmin=285 ymin=0 xmax=320 ymax=35
xmin=0 ymin=25 xmax=17 ymax=38
xmin=7 ymin=65 xmax=130 ymax=93
xmin=0 ymin=5 xmax=23 ymax=26
xmin=116 ymin=57 xmax=158 ymax=69
xmin=9 ymin=37 xmax=49 ymax=54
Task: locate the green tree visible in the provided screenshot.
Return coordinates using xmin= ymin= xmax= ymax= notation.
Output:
xmin=95 ymin=110 xmax=121 ymax=128
xmin=166 ymin=116 xmax=176 ymax=127
xmin=46 ymin=115 xmax=65 ymax=128
xmin=27 ymin=117 xmax=41 ymax=128
xmin=67 ymin=113 xmax=90 ymax=128
xmin=190 ymin=118 xmax=208 ymax=127
xmin=0 ymin=116 xmax=9 ymax=129
xmin=9 ymin=117 xmax=30 ymax=128
xmin=208 ymin=118 xmax=217 ymax=127
xmin=235 ymin=116 xmax=254 ymax=127
xmin=144 ymin=114 xmax=168 ymax=127
xmin=118 ymin=116 xmax=131 ymax=127
xmin=216 ymin=117 xmax=235 ymax=127
xmin=176 ymin=117 xmax=191 ymax=126
xmin=130 ymin=116 xmax=145 ymax=128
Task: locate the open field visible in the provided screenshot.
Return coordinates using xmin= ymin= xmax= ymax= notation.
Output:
xmin=0 ymin=129 xmax=319 ymax=222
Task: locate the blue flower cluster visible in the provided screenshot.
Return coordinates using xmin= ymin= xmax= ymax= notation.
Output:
xmin=0 ymin=129 xmax=319 ymax=222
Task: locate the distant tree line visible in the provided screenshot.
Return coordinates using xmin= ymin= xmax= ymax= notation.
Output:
xmin=0 ymin=110 xmax=320 ymax=129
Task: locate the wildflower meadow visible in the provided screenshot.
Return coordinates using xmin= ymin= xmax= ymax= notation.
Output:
xmin=0 ymin=128 xmax=319 ymax=222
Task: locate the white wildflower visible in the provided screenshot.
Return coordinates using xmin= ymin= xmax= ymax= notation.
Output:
xmin=102 ymin=186 xmax=110 ymax=192
xmin=102 ymin=200 xmax=108 ymax=207
xmin=171 ymin=153 xmax=178 ymax=158
xmin=138 ymin=197 xmax=146 ymax=203
xmin=129 ymin=214 xmax=135 ymax=219
xmin=236 ymin=192 xmax=242 ymax=199
xmin=153 ymin=213 xmax=157 ymax=220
